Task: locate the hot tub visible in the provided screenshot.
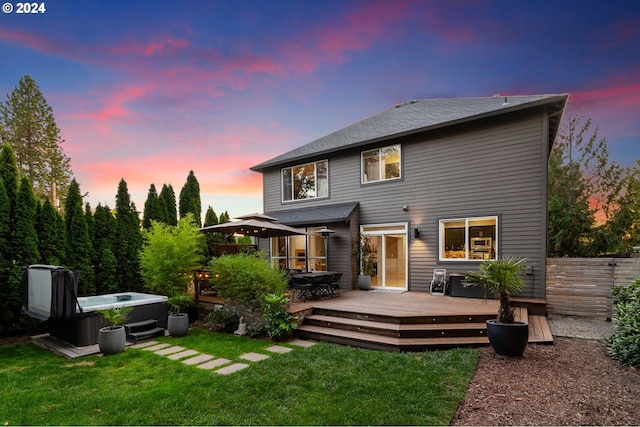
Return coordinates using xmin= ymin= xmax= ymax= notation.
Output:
xmin=49 ymin=292 xmax=168 ymax=347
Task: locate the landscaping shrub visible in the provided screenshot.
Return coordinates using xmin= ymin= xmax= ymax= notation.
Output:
xmin=208 ymin=252 xmax=287 ymax=305
xmin=205 ymin=306 xmax=239 ymax=333
xmin=263 ymin=293 xmax=297 ymax=339
xmin=606 ymin=276 xmax=640 ymax=368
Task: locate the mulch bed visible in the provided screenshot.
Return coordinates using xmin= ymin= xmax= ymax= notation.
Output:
xmin=452 ymin=337 xmax=640 ymax=426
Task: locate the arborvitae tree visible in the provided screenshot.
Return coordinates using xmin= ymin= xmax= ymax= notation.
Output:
xmin=36 ymin=197 xmax=65 ymax=265
xmin=203 ymin=205 xmax=224 ymax=259
xmin=14 ymin=176 xmax=40 ymax=266
xmin=93 ymin=203 xmax=117 ymax=294
xmin=0 ymin=179 xmax=19 ymax=335
xmin=114 ymin=179 xmax=142 ymax=291
xmin=0 ymin=143 xmax=18 ymax=228
xmin=159 ymin=183 xmax=177 ymax=226
xmin=85 ymin=202 xmax=94 ymax=248
xmin=219 ymin=210 xmax=231 ymax=223
xmin=142 ymin=183 xmax=163 ymax=229
xmin=96 ymin=247 xmax=118 ymax=294
xmin=0 ymin=75 xmax=72 ymax=204
xmin=204 ymin=206 xmax=219 ymax=226
xmin=64 ymin=179 xmax=94 ymax=295
xmin=179 ymin=170 xmax=202 ymax=227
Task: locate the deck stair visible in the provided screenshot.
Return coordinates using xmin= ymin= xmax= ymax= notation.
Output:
xmin=124 ymin=319 xmax=165 ymax=343
xmin=295 ymin=305 xmax=552 ymax=352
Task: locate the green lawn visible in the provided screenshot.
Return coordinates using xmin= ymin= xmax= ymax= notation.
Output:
xmin=0 ymin=328 xmax=478 ymax=425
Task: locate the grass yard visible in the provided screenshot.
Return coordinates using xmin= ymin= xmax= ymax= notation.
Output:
xmin=0 ymin=328 xmax=478 ymax=425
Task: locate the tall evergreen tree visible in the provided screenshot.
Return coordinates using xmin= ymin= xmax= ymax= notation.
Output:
xmin=0 ymin=143 xmax=19 ymax=229
xmin=548 ymin=114 xmax=628 ymax=257
xmin=203 ymin=206 xmax=219 ymax=226
xmin=142 ymin=183 xmax=163 ymax=229
xmin=0 ymin=179 xmax=19 ymax=335
xmin=36 ymin=197 xmax=65 ymax=265
xmin=14 ymin=177 xmax=40 ymax=266
xmin=179 ymin=170 xmax=202 ymax=227
xmin=93 ymin=203 xmax=117 ymax=294
xmin=159 ymin=183 xmax=177 ymax=226
xmin=114 ymin=179 xmax=142 ymax=291
xmin=64 ymin=179 xmax=94 ymax=295
xmin=0 ymin=75 xmax=72 ymax=204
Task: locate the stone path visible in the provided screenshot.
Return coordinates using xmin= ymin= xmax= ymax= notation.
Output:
xmin=129 ymin=338 xmax=315 ymax=375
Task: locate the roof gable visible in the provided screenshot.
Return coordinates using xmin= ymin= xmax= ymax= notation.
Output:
xmin=251 ymin=94 xmax=568 ymax=171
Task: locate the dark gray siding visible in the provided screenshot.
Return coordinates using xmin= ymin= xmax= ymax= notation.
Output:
xmin=262 ymin=110 xmax=549 ymax=298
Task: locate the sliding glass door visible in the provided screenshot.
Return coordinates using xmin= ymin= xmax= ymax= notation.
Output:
xmin=361 ymin=224 xmax=407 ymax=290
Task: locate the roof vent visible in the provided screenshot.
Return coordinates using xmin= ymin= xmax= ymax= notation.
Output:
xmin=502 ymin=96 xmax=508 ymax=106
xmin=395 ymin=100 xmax=418 ymax=108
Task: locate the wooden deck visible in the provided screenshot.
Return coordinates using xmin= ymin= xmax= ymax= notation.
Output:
xmin=289 ymin=290 xmax=553 ymax=351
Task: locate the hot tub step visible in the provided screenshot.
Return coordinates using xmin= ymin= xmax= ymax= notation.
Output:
xmin=124 ymin=319 xmax=158 ymax=334
xmin=127 ymin=327 xmax=165 ymax=343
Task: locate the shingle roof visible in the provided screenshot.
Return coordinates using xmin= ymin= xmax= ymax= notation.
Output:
xmin=251 ymin=94 xmax=568 ymax=171
xmin=266 ymin=202 xmax=359 ymax=226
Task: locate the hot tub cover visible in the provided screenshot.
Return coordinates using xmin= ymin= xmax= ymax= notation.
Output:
xmin=22 ymin=265 xmax=81 ymax=321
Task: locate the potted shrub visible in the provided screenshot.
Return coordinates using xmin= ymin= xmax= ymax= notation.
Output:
xmin=95 ymin=306 xmax=133 ymax=355
xmin=466 ymin=256 xmax=529 ymax=357
xmin=357 ymin=235 xmax=375 ymax=290
xmin=167 ymin=294 xmax=194 ymax=337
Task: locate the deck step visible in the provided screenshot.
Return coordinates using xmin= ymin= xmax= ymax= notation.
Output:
xmin=124 ymin=319 xmax=158 ymax=334
xmin=296 ymin=304 xmax=553 ymax=351
xmin=305 ymin=314 xmax=487 ymax=339
xmin=296 ymin=324 xmax=490 ymax=352
xmin=126 ymin=327 xmax=165 ymax=343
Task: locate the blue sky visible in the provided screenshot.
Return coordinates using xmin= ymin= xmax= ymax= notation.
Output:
xmin=1 ymin=0 xmax=638 ymax=217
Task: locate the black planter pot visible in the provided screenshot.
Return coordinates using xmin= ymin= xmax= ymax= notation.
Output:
xmin=486 ymin=319 xmax=529 ymax=357
xmin=98 ymin=326 xmax=126 ymax=355
xmin=168 ymin=313 xmax=190 ymax=337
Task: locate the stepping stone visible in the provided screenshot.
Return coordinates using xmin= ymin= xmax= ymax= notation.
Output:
xmin=182 ymin=354 xmax=215 ymax=365
xmin=197 ymin=358 xmax=231 ymax=370
xmin=129 ymin=340 xmax=159 ymax=349
xmin=155 ymin=346 xmax=185 ymax=356
xmin=288 ymin=339 xmax=316 ymax=348
xmin=142 ymin=343 xmax=172 ymax=352
xmin=266 ymin=345 xmax=292 ymax=354
xmin=239 ymin=352 xmax=270 ymax=362
xmin=167 ymin=349 xmax=199 ymax=360
xmin=215 ymin=363 xmax=249 ymax=375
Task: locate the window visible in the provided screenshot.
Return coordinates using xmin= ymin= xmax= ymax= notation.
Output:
xmin=282 ymin=160 xmax=328 ymax=202
xmin=270 ymin=226 xmax=327 ymax=271
xmin=439 ymin=216 xmax=498 ymax=261
xmin=362 ymin=144 xmax=401 ymax=183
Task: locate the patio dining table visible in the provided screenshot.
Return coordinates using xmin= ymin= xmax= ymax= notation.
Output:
xmin=290 ymin=271 xmax=340 ymax=300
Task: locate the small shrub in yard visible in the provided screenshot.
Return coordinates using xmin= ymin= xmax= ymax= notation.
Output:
xmin=205 ymin=306 xmax=239 ymax=333
xmin=606 ymin=276 xmax=640 ymax=368
xmin=263 ymin=293 xmax=297 ymax=339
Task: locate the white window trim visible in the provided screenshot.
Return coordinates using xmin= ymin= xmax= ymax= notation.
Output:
xmin=438 ymin=216 xmax=499 ymax=262
xmin=281 ymin=160 xmax=329 ymax=203
xmin=361 ymin=144 xmax=402 ymax=184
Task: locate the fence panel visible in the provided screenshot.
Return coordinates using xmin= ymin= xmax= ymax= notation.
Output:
xmin=545 ymin=257 xmax=640 ymax=319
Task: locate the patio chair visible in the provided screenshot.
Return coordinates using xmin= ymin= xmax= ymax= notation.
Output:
xmin=329 ymin=272 xmax=343 ymax=297
xmin=291 ymin=276 xmax=314 ymax=301
xmin=429 ymin=269 xmax=447 ymax=295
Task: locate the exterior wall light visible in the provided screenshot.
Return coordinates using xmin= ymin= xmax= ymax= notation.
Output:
xmin=414 ymin=228 xmax=420 ymax=238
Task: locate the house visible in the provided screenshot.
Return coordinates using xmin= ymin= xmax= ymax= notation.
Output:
xmin=250 ymin=94 xmax=568 ymax=300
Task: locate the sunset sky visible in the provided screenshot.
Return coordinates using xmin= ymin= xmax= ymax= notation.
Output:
xmin=1 ymin=0 xmax=639 ymax=218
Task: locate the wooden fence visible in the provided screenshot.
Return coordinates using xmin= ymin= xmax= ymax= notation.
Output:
xmin=545 ymin=257 xmax=640 ymax=319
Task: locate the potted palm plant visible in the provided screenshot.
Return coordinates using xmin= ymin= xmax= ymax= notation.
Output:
xmin=167 ymin=294 xmax=194 ymax=337
xmin=466 ymin=256 xmax=528 ymax=356
xmin=357 ymin=235 xmax=375 ymax=290
xmin=95 ymin=306 xmax=133 ymax=355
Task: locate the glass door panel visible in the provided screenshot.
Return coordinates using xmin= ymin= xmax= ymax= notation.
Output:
xmin=384 ymin=234 xmax=406 ymax=288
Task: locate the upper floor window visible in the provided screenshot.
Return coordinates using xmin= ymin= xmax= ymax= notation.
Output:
xmin=282 ymin=160 xmax=328 ymax=202
xmin=439 ymin=216 xmax=498 ymax=261
xmin=362 ymin=144 xmax=401 ymax=184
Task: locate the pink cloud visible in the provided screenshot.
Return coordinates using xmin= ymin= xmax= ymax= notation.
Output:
xmin=109 ymin=36 xmax=189 ymax=57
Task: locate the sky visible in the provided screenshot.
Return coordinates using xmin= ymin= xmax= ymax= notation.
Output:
xmin=1 ymin=0 xmax=639 ymax=219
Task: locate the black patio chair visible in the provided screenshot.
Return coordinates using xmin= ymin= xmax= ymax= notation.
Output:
xmin=329 ymin=272 xmax=343 ymax=297
xmin=291 ymin=276 xmax=314 ymax=301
